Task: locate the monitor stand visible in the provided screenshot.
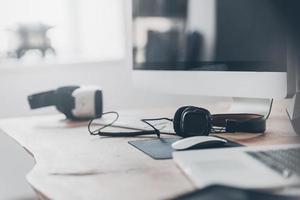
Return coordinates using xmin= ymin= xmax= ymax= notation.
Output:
xmin=287 ymin=92 xmax=300 ymax=134
xmin=228 ymin=98 xmax=273 ymax=117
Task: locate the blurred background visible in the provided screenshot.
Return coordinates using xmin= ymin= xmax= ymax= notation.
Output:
xmin=0 ymin=1 xmax=220 ymax=199
xmin=0 ymin=0 xmax=125 ymax=65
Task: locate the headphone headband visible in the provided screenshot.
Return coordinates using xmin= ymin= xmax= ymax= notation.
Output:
xmin=211 ymin=113 xmax=266 ymax=133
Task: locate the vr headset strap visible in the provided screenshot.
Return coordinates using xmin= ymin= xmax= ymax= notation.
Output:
xmin=28 ymin=90 xmax=57 ymax=109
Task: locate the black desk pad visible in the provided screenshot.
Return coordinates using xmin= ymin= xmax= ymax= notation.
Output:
xmin=128 ymin=137 xmax=243 ymax=160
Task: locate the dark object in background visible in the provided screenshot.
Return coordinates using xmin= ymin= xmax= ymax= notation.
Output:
xmin=133 ymin=0 xmax=295 ymax=72
xmin=215 ymin=0 xmax=287 ymax=72
xmin=28 ymin=86 xmax=103 ymax=120
xmin=7 ymin=23 xmax=56 ymax=58
xmin=132 ymin=0 xmax=187 ymax=18
xmin=145 ymin=30 xmax=181 ymax=68
xmin=143 ymin=30 xmax=204 ymax=70
xmin=184 ymin=32 xmax=203 ymax=69
xmin=172 ymin=185 xmax=299 ymax=200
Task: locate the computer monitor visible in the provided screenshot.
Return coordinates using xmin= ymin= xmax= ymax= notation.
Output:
xmin=130 ymin=0 xmax=299 ymax=105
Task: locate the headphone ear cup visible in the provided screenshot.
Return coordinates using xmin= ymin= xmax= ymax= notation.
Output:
xmin=173 ymin=106 xmax=191 ymax=137
xmin=174 ymin=106 xmax=213 ymax=137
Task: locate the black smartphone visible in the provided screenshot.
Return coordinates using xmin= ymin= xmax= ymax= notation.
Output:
xmin=172 ymin=185 xmax=299 ymax=200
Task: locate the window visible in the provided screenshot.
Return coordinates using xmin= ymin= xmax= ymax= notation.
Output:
xmin=0 ymin=0 xmax=125 ymax=65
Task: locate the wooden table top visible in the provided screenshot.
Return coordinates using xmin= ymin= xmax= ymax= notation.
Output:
xmin=0 ymin=101 xmax=299 ymax=200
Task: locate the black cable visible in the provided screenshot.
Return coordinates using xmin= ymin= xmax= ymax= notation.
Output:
xmin=141 ymin=118 xmax=174 ymax=138
xmin=88 ymin=111 xmax=119 ymax=135
xmin=140 ymin=119 xmax=160 ymax=137
xmin=141 ymin=118 xmax=173 ymax=122
xmin=265 ymin=99 xmax=274 ymax=120
xmin=211 ymin=127 xmax=226 ymax=134
xmin=88 ymin=112 xmax=174 ymax=138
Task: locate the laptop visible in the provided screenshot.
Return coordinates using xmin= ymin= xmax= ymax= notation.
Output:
xmin=173 ymin=144 xmax=300 ymax=189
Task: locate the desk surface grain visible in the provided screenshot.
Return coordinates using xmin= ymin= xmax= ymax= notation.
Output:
xmin=0 ymin=101 xmax=299 ymax=200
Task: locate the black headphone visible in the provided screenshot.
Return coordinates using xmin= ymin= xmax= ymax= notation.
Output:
xmin=89 ymin=106 xmax=267 ymax=138
xmin=173 ymin=106 xmax=266 ymax=137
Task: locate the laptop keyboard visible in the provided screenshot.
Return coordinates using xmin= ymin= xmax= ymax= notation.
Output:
xmin=247 ymin=147 xmax=300 ymax=178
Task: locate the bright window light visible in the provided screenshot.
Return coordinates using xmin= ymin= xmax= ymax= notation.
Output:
xmin=0 ymin=0 xmax=125 ymax=65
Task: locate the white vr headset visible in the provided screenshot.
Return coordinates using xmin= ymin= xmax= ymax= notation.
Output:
xmin=28 ymin=85 xmax=103 ymax=120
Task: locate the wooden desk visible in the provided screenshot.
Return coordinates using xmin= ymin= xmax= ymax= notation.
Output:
xmin=0 ymin=101 xmax=299 ymax=200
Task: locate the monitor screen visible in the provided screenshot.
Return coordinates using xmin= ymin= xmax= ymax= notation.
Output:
xmin=133 ymin=0 xmax=298 ymax=72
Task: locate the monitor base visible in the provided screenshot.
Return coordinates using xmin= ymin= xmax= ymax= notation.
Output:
xmin=228 ymin=97 xmax=273 ymax=117
xmin=287 ymin=92 xmax=300 ymax=135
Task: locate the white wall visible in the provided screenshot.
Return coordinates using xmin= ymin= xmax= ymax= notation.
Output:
xmin=0 ymin=60 xmax=224 ymax=118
